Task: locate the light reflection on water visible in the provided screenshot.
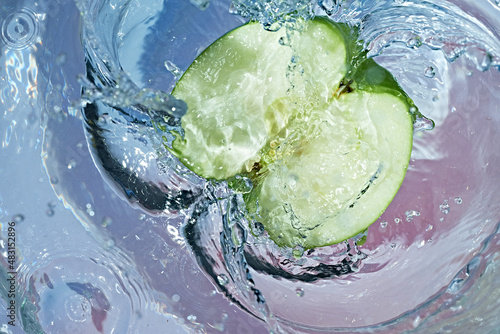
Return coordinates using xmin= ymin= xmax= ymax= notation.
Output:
xmin=0 ymin=0 xmax=499 ymax=333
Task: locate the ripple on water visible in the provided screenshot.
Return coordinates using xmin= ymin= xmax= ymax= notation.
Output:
xmin=0 ymin=8 xmax=39 ymax=50
xmin=69 ymin=0 xmax=500 ymax=332
xmin=16 ymin=245 xmax=151 ymax=333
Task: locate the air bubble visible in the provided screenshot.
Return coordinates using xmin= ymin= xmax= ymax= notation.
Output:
xmin=424 ymin=66 xmax=436 ymax=78
xmin=394 ymin=218 xmax=401 ymax=224
xmin=406 ymin=36 xmax=422 ymax=48
xmin=405 ymin=210 xmax=420 ymax=222
xmin=380 ymin=221 xmax=388 ymax=228
xmin=85 ymin=204 xmax=95 ymax=217
xmin=228 ymin=3 xmax=238 ymax=14
xmin=172 ymin=294 xmax=180 ymax=302
xmin=50 ymin=176 xmax=59 ymax=184
xmin=217 ymin=274 xmax=229 ymax=286
xmin=251 ymin=221 xmax=265 ymax=236
xmin=292 ymin=245 xmax=305 ymax=258
xmin=440 ymin=200 xmax=450 ymax=214
xmin=187 ymin=314 xmax=197 ymax=322
xmin=164 ymin=61 xmax=184 ymax=80
xmin=295 ymin=287 xmax=304 ymax=297
xmin=1 ymin=8 xmax=39 ymax=50
xmin=454 ymin=197 xmax=463 ymax=204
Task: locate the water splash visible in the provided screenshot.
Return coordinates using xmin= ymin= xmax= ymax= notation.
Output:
xmin=230 ymin=0 xmax=315 ymax=30
xmin=62 ymin=0 xmax=500 ymax=331
xmin=326 ymin=0 xmax=500 ymax=71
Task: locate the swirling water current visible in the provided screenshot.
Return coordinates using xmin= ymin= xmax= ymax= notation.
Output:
xmin=0 ymin=0 xmax=499 ymax=333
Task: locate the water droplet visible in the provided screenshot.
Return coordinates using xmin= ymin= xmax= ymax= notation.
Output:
xmin=97 ymin=115 xmax=107 ymax=124
xmin=228 ymin=176 xmax=253 ymax=194
xmin=228 ymin=3 xmax=238 ymax=14
xmin=454 ymin=197 xmax=463 ymax=204
xmin=13 ymin=214 xmax=24 ymax=223
xmin=292 ymin=245 xmax=304 ymax=258
xmin=295 ymin=288 xmax=304 ymax=297
xmin=251 ymin=221 xmax=265 ymax=236
xmin=217 ymin=274 xmax=229 ymax=286
xmin=101 ymin=217 xmax=113 ymax=227
xmin=440 ymin=200 xmax=450 ymax=214
xmin=67 ymin=159 xmax=77 ymax=169
xmin=86 ymin=203 xmax=95 ymax=217
xmin=46 ymin=208 xmax=55 ymax=217
xmin=394 ymin=218 xmax=401 ymax=224
xmin=424 ymin=66 xmax=436 ymax=78
xmin=405 ymin=210 xmax=420 ymax=222
xmin=413 ymin=316 xmax=421 ymax=328
xmin=413 ymin=116 xmax=435 ymax=132
xmin=172 ymin=294 xmax=180 ymax=302
xmin=380 ymin=221 xmax=388 ymax=228
xmin=426 ymin=224 xmax=433 ymax=231
xmin=164 ymin=60 xmax=184 ymax=80
xmin=406 ymin=36 xmax=422 ymax=48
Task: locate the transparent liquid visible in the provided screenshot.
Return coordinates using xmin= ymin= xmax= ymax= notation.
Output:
xmin=0 ymin=0 xmax=499 ymax=333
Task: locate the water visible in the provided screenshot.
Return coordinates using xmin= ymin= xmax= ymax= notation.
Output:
xmin=0 ymin=0 xmax=499 ymax=333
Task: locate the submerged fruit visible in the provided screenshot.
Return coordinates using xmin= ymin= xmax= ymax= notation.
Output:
xmin=169 ymin=17 xmax=415 ymax=249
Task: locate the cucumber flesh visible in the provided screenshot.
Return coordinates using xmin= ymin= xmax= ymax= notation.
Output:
xmin=171 ymin=19 xmax=347 ymax=180
xmin=170 ymin=18 xmax=414 ymax=249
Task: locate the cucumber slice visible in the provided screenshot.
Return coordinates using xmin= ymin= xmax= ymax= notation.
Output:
xmin=248 ymin=92 xmax=412 ymax=248
xmin=171 ymin=19 xmax=346 ymax=180
xmin=170 ymin=18 xmax=414 ymax=249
